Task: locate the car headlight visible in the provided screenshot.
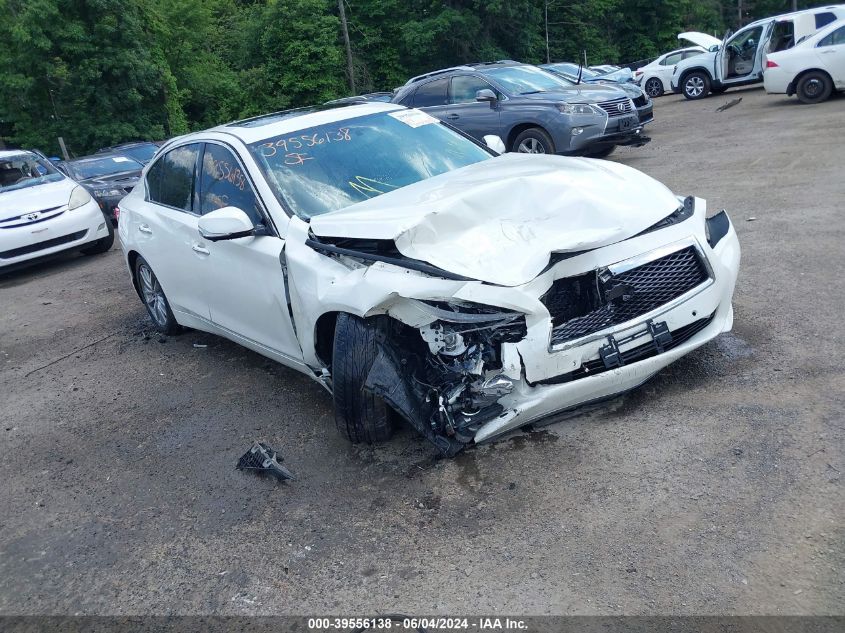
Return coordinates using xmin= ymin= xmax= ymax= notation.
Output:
xmin=68 ymin=185 xmax=92 ymax=211
xmin=93 ymin=188 xmax=122 ymax=198
xmin=557 ymin=103 xmax=599 ymax=115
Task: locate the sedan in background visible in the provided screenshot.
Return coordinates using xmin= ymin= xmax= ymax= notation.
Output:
xmin=60 ymin=153 xmax=144 ymax=223
xmin=634 ymin=46 xmax=709 ymax=97
xmin=764 ymin=17 xmax=845 ymax=103
xmin=0 ymin=150 xmax=113 ymax=271
xmin=96 ymin=141 xmax=161 ymax=165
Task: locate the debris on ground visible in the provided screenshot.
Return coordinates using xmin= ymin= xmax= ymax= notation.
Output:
xmin=716 ymin=97 xmax=742 ymax=112
xmin=237 ymin=441 xmax=296 ymax=481
xmin=193 ymin=343 xmax=207 ymax=348
xmin=747 ymin=216 xmax=757 ymax=221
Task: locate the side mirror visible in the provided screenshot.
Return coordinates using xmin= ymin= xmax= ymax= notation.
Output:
xmin=198 ymin=206 xmax=255 ymax=242
xmin=482 ymin=135 xmax=507 ymax=154
xmin=475 ymin=88 xmax=498 ymax=103
xmin=709 ymin=44 xmax=720 ymax=52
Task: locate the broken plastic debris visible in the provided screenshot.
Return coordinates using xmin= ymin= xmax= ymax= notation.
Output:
xmin=237 ymin=441 xmax=296 ymax=481
xmin=193 ymin=343 xmax=208 ymax=348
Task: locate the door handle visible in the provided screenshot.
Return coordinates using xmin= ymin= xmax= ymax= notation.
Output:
xmin=446 ymin=113 xmax=459 ymax=120
xmin=192 ymin=244 xmax=210 ymax=255
xmin=138 ymin=224 xmax=152 ymax=234
xmin=820 ymin=49 xmax=835 ymax=54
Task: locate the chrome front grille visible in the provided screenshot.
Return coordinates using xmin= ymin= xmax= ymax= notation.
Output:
xmin=0 ymin=205 xmax=65 ymax=229
xmin=545 ymin=245 xmax=710 ymax=346
xmin=596 ymin=97 xmax=635 ymax=117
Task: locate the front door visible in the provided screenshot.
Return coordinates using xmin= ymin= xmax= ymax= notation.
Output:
xmin=445 ymin=75 xmax=502 ymax=141
xmin=195 ymin=142 xmax=303 ymax=366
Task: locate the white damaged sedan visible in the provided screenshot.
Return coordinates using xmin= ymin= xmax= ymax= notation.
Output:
xmin=118 ymin=103 xmax=740 ymax=455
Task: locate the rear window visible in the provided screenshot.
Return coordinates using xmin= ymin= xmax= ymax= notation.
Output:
xmin=411 ymin=78 xmax=449 ymax=107
xmin=816 ymin=12 xmax=836 ymax=29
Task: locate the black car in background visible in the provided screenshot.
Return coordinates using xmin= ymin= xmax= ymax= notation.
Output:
xmin=95 ymin=141 xmax=161 ymax=165
xmin=59 ymin=153 xmax=144 ymax=223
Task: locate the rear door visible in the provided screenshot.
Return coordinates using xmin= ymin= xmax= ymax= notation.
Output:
xmin=134 ymin=143 xmax=209 ymax=321
xmin=445 ymin=75 xmax=502 ymax=141
xmin=816 ymin=24 xmax=845 ymax=87
xmin=195 ymin=141 xmax=303 ymax=366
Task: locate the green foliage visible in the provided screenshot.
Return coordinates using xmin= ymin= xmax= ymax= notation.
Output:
xmin=0 ymin=0 xmax=808 ymax=155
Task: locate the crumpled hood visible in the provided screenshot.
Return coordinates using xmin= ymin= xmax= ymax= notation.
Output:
xmin=522 ymin=85 xmax=628 ymax=102
xmin=0 ymin=177 xmax=75 ymax=221
xmin=310 ymin=153 xmax=681 ymax=286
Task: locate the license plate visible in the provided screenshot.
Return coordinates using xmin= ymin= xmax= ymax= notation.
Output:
xmin=619 ymin=115 xmax=638 ymax=130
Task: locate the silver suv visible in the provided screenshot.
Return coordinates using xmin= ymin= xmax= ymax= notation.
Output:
xmin=391 ymin=61 xmax=649 ymax=158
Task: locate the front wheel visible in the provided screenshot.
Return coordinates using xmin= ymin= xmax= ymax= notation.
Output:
xmin=332 ymin=313 xmax=395 ymax=444
xmin=135 ymin=256 xmax=180 ymax=334
xmin=682 ymin=71 xmax=711 ymax=100
xmin=797 ymin=71 xmax=832 ymax=104
xmin=80 ymin=214 xmax=115 ymax=255
xmin=512 ymin=127 xmax=555 ymax=154
xmin=644 ymin=77 xmax=664 ymax=98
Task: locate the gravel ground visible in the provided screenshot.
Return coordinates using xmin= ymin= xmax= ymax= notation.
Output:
xmin=1 ymin=87 xmax=843 ymax=616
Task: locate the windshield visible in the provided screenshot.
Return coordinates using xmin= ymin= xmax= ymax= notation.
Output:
xmin=546 ymin=63 xmax=600 ymax=80
xmin=481 ymin=65 xmax=571 ymax=94
xmin=67 ymin=155 xmax=143 ymax=180
xmin=119 ymin=144 xmax=158 ymax=163
xmin=0 ymin=152 xmax=64 ymax=193
xmin=248 ymin=109 xmax=492 ymax=219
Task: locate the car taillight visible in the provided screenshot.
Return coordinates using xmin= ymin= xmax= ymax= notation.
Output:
xmin=766 ymin=60 xmax=779 ymax=68
xmin=634 ymin=70 xmax=643 ymax=77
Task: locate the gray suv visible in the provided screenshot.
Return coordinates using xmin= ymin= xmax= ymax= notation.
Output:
xmin=391 ymin=61 xmax=649 ymax=158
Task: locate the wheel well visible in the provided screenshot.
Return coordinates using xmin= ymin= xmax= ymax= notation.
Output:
xmin=794 ymin=67 xmax=833 ymax=88
xmin=506 ymin=123 xmax=549 ymax=151
xmin=314 ymin=311 xmax=340 ymax=369
xmin=679 ymin=67 xmax=710 ymax=85
xmin=127 ymin=250 xmax=142 ymax=299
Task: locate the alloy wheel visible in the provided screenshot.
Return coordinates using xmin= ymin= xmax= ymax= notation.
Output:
xmin=685 ymin=76 xmax=705 ymax=98
xmin=517 ymin=138 xmax=545 ymax=154
xmin=138 ymin=263 xmax=168 ymax=327
xmin=645 ymin=78 xmax=663 ymax=97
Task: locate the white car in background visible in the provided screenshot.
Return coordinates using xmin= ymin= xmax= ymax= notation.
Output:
xmin=764 ymin=17 xmax=845 ymax=102
xmin=0 ymin=150 xmax=113 ymax=271
xmin=634 ymin=34 xmax=717 ymax=97
xmin=118 ymin=103 xmax=740 ymax=455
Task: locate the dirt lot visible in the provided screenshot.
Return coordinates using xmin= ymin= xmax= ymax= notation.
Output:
xmin=1 ymin=87 xmax=843 ymax=616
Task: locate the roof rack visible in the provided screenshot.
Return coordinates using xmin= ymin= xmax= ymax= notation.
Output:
xmin=404 ymin=65 xmax=475 ymax=85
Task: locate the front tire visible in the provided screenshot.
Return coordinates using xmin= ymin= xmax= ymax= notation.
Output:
xmin=80 ymin=214 xmax=115 ymax=255
xmin=644 ymin=77 xmax=664 ymax=98
xmin=332 ymin=313 xmax=395 ymax=444
xmin=682 ymin=71 xmax=711 ymax=100
xmin=797 ymin=71 xmax=832 ymax=104
xmin=512 ymin=127 xmax=555 ymax=154
xmin=134 ymin=256 xmax=180 ymax=334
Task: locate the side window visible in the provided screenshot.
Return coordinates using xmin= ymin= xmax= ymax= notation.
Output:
xmin=682 ymin=49 xmax=703 ymax=59
xmin=661 ymin=52 xmax=683 ymax=65
xmin=397 ymin=91 xmax=415 ymax=107
xmin=816 ymin=12 xmax=836 ymax=29
xmin=819 ymin=25 xmax=845 ymax=47
xmin=450 ymin=75 xmax=495 ymax=104
xmin=147 ymin=144 xmax=200 ymax=212
xmin=199 ymin=143 xmax=262 ymax=224
xmin=412 ymin=78 xmax=449 ymax=107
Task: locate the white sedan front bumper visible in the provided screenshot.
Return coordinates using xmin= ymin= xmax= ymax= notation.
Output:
xmin=0 ymin=199 xmax=110 ymax=269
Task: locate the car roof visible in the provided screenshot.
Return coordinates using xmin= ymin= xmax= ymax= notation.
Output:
xmin=742 ymin=4 xmax=845 ymax=28
xmin=170 ymin=102 xmax=408 ymax=146
xmin=0 ymin=149 xmax=34 ymax=160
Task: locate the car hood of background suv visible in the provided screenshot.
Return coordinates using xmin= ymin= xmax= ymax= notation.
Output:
xmin=78 ymin=169 xmax=141 ymax=189
xmin=310 ymin=153 xmax=680 ymax=286
xmin=517 ymin=84 xmax=629 ymax=103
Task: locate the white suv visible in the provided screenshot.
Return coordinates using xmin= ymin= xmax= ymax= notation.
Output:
xmin=0 ymin=150 xmax=113 ymax=271
xmin=118 ymin=103 xmax=740 ymax=455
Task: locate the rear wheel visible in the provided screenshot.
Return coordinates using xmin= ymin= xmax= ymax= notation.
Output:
xmin=135 ymin=256 xmax=180 ymax=334
xmin=512 ymin=127 xmax=555 ymax=154
xmin=682 ymin=71 xmax=711 ymax=100
xmin=644 ymin=77 xmax=664 ymax=98
xmin=332 ymin=313 xmax=395 ymax=444
xmin=796 ymin=71 xmax=832 ymax=104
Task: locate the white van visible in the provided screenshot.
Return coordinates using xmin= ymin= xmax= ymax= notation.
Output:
xmin=670 ymin=5 xmax=845 ymax=99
